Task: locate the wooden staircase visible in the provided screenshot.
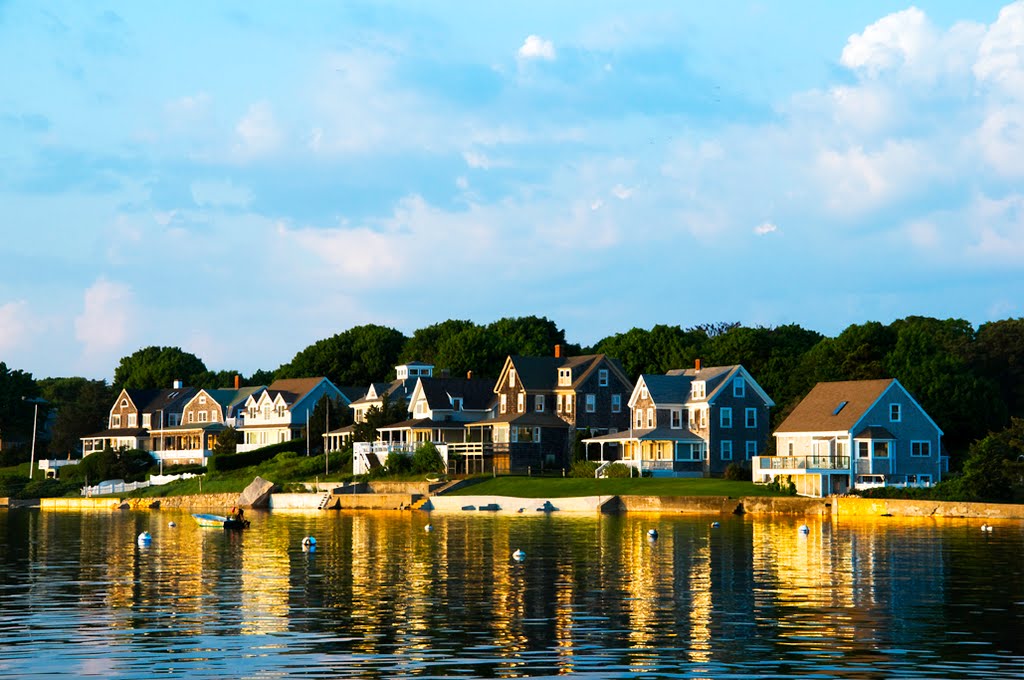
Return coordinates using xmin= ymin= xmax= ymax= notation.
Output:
xmin=316 ymin=492 xmax=334 ymax=510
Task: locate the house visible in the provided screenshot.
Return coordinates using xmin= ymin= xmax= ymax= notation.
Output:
xmin=755 ymin=378 xmax=944 ymax=497
xmin=376 ymin=374 xmax=495 ymax=445
xmin=149 ymin=384 xmax=265 ymax=467
xmin=81 ymin=382 xmax=197 ymax=457
xmin=461 ymin=347 xmax=633 ymax=473
xmin=348 ymin=362 xmax=431 ymax=425
xmin=583 ymin=361 xmax=774 ymax=477
xmin=237 ymin=377 xmax=348 ymax=452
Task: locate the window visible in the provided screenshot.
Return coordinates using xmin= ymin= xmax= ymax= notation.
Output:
xmin=599 ymin=369 xmax=609 ymax=387
xmin=670 ymin=409 xmax=682 ymax=429
xmin=745 ymin=408 xmax=757 ymax=428
xmin=746 ymin=441 xmax=757 ymax=459
xmin=611 ymin=394 xmax=622 ymax=413
xmin=198 ymin=411 xmax=208 ymax=423
xmin=556 ymin=394 xmax=564 ymax=412
xmin=833 ymin=401 xmax=848 ymax=415
xmin=635 ymin=410 xmax=643 ymax=428
xmin=187 ymin=411 xmax=195 ymax=423
xmin=111 ymin=414 xmax=121 ymax=428
xmin=517 ymin=393 xmax=525 ymax=413
xmin=584 ymin=394 xmax=596 ymax=413
xmin=646 ymin=407 xmax=654 ymax=428
xmin=890 ymin=403 xmax=901 ymax=422
xmin=142 ymin=414 xmax=151 ymax=428
xmin=733 ymin=378 xmax=745 ymax=398
xmin=169 ymin=414 xmax=180 ymax=426
xmin=565 ymin=394 xmax=573 ymax=412
xmin=692 ymin=382 xmax=706 ymax=399
xmin=120 ymin=399 xmax=128 ymax=408
xmin=535 ymin=395 xmax=545 ymax=412
xmin=918 ymin=474 xmax=932 ymax=486
xmin=721 ymin=440 xmax=733 ymax=460
xmin=199 ymin=395 xmax=207 ymax=405
xmin=128 ymin=413 xmax=137 ymax=427
xmin=452 ymin=397 xmax=463 ymax=411
xmin=509 ymin=369 xmax=516 ymax=388
xmin=640 ymin=385 xmax=649 ymax=400
xmin=873 ymin=441 xmax=890 ymax=457
xmin=676 ymin=442 xmax=703 ymax=461
xmin=858 ymin=441 xmax=869 ymax=458
xmin=911 ymin=441 xmax=931 ymax=457
xmin=416 ymin=401 xmax=427 ymax=415
xmin=788 ymin=442 xmax=794 ymax=455
xmin=210 ymin=410 xmax=218 ymax=422
xmin=720 ymin=408 xmax=733 ymax=428
xmin=558 ymin=369 xmax=571 ymax=386
xmin=500 ymin=394 xmax=507 ymax=413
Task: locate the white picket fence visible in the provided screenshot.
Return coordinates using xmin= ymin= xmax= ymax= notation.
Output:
xmin=80 ymin=472 xmax=197 ymax=497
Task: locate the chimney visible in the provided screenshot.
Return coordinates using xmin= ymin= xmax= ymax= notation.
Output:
xmin=467 ymin=370 xmax=473 ymax=380
xmin=234 ymin=374 xmax=240 ymax=389
xmin=694 ymin=358 xmax=702 ymax=372
xmin=554 ymin=344 xmax=562 ymax=358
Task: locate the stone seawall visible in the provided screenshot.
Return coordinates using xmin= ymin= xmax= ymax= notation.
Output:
xmin=614 ymin=495 xmax=741 ymax=514
xmin=740 ymin=496 xmax=832 ymax=515
xmin=831 ymin=496 xmax=1024 ymax=519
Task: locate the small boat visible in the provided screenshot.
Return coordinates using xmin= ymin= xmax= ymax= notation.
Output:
xmin=191 ymin=513 xmax=249 ymax=530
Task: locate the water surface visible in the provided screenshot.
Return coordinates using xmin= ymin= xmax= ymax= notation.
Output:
xmin=1 ymin=509 xmax=1021 ymax=678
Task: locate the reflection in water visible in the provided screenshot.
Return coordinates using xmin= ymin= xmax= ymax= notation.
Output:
xmin=0 ymin=509 xmax=1021 ymax=678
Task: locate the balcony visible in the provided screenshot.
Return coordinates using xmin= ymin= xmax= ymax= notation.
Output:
xmin=754 ymin=455 xmax=851 ymax=472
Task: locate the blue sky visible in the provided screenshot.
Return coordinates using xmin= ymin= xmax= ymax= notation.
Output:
xmin=2 ymin=1 xmax=1023 ymax=381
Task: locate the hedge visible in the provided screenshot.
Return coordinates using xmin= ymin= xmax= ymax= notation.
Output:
xmin=208 ymin=439 xmax=305 ymax=473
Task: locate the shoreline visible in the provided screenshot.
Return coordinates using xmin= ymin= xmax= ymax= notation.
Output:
xmin=19 ymin=493 xmax=1024 ymax=519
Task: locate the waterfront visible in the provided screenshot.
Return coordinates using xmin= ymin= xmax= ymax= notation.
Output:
xmin=1 ymin=510 xmax=1021 ymax=678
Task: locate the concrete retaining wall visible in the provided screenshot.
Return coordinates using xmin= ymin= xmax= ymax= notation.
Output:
xmin=615 ymin=495 xmax=740 ymax=514
xmin=740 ymin=496 xmax=832 ymax=515
xmin=335 ymin=493 xmax=417 ymax=510
xmin=269 ymin=493 xmax=326 ymax=510
xmin=428 ymin=495 xmax=608 ymax=514
xmin=831 ymin=496 xmax=1024 ymax=519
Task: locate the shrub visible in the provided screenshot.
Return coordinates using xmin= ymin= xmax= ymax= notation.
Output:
xmin=569 ymin=460 xmax=599 ymax=478
xmin=411 ymin=443 xmax=445 ymax=474
xmin=724 ymin=463 xmax=752 ymax=482
xmin=766 ymin=474 xmax=797 ymax=495
xmin=208 ymin=439 xmax=304 ymax=473
xmin=603 ymin=462 xmax=633 ymax=478
xmin=385 ymin=451 xmax=412 ymax=475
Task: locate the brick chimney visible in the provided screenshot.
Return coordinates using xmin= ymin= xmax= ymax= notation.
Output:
xmin=695 ymin=358 xmax=702 ymax=371
xmin=554 ymin=344 xmax=562 ymax=358
xmin=234 ymin=374 xmax=240 ymax=389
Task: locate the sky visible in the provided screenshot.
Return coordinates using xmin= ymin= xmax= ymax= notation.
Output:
xmin=2 ymin=1 xmax=1023 ymax=381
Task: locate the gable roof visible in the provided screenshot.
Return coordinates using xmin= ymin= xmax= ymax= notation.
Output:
xmin=265 ymin=377 xmax=325 ymax=404
xmin=499 ymin=354 xmax=632 ymax=393
xmin=637 ymin=374 xmax=690 ymax=405
xmin=774 ymin=379 xmax=895 ymax=434
xmin=418 ymin=377 xmax=495 ymax=411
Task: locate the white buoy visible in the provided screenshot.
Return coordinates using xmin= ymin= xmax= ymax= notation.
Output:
xmin=647 ymin=528 xmax=658 ymax=540
xmin=711 ymin=521 xmax=720 ymax=528
xmin=424 ymin=524 xmax=433 ymax=532
xmin=798 ymin=524 xmax=810 ymax=534
xmin=302 ymin=536 xmax=317 ymax=551
xmin=137 ymin=531 xmax=152 ymax=546
xmin=981 ymin=523 xmax=993 ymax=532
xmin=512 ymin=548 xmax=525 ymax=562
xmin=168 ymin=521 xmax=177 ymax=528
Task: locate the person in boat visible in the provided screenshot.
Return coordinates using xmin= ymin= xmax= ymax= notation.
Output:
xmin=227 ymin=506 xmax=244 ymax=522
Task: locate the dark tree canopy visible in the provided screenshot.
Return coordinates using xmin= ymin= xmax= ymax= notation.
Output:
xmin=276 ymin=324 xmax=407 ymax=388
xmin=113 ymin=346 xmax=208 ymax=389
xmin=0 ymin=362 xmax=40 ymax=443
xmin=37 ymin=377 xmax=114 ymax=457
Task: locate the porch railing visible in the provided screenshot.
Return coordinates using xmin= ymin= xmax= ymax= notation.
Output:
xmin=755 ymin=455 xmax=851 ymax=471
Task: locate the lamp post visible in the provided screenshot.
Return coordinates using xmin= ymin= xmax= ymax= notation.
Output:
xmin=22 ymin=397 xmax=45 ymax=481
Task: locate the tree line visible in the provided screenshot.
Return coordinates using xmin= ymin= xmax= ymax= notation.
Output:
xmin=3 ymin=315 xmax=1024 ymax=472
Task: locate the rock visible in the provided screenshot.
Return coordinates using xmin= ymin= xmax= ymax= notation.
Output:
xmin=237 ymin=476 xmax=275 ymax=508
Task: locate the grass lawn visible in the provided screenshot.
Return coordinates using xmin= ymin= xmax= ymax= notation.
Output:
xmin=447 ymin=476 xmax=789 ymax=498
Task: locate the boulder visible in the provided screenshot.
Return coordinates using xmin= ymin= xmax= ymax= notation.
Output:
xmin=237 ymin=476 xmax=275 ymax=508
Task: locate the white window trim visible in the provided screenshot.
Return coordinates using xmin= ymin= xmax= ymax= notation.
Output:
xmin=556 ymin=394 xmax=564 ymax=413
xmin=745 ymin=407 xmax=757 ymax=428
xmin=670 ymin=409 xmax=682 ymax=429
xmin=720 ymin=407 xmax=733 ymax=429
xmin=646 ymin=407 xmax=654 ymax=428
xmin=720 ymin=440 xmax=733 ymax=460
xmin=517 ymin=392 xmax=525 ymax=413
xmin=500 ymin=394 xmax=507 ymax=414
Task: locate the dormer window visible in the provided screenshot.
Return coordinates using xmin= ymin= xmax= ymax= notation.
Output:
xmin=451 ymin=397 xmax=463 ymax=411
xmin=641 ymin=386 xmax=649 ymax=400
xmin=599 ymin=369 xmax=609 ymax=387
xmin=199 ymin=395 xmax=207 ymax=405
xmin=120 ymin=399 xmax=128 ymax=408
xmin=692 ymin=382 xmax=706 ymax=399
xmin=558 ymin=368 xmax=571 ymax=386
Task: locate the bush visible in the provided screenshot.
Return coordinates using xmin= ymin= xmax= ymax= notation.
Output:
xmin=766 ymin=474 xmax=797 ymax=495
xmin=411 ymin=443 xmax=445 ymax=474
xmin=0 ymin=473 xmax=28 ymax=498
xmin=603 ymin=463 xmax=633 ymax=478
xmin=208 ymin=439 xmax=304 ymax=473
xmin=724 ymin=463 xmax=752 ymax=482
xmin=569 ymin=460 xmax=599 ymax=478
xmin=385 ymin=451 xmax=412 ymax=475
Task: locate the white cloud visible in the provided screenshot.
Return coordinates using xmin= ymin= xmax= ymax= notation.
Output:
xmin=462 ymin=150 xmax=491 ymax=169
xmin=0 ymin=301 xmax=31 ymax=354
xmin=74 ymin=279 xmax=135 ymax=356
xmin=518 ymin=35 xmax=556 ymax=61
xmin=611 ymin=184 xmax=634 ymax=200
xmin=235 ymin=102 xmax=282 ymax=157
xmin=191 ymin=179 xmax=254 ymax=208
xmin=978 ymin=106 xmax=1024 ymax=176
xmin=841 ymin=7 xmax=933 ymax=77
xmin=816 ymin=141 xmax=936 ymax=216
xmin=753 ymin=222 xmax=778 ymax=236
xmin=975 ymin=1 xmax=1024 ymax=98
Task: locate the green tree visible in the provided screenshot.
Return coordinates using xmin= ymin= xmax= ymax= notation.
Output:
xmin=213 ymin=426 xmax=240 ymax=455
xmin=484 ymin=316 xmax=573 ymax=368
xmin=0 ymin=362 xmax=41 ymax=456
xmin=38 ymin=378 xmax=113 ymax=457
xmin=411 ymin=442 xmax=445 ymax=473
xmin=277 ymin=324 xmax=407 ymax=387
xmin=947 ymin=418 xmax=1024 ymax=502
xmin=247 ymin=369 xmax=276 ymax=386
xmin=971 ymin=318 xmax=1024 ymax=420
xmin=113 ymin=346 xmax=208 ymax=389
xmin=592 ymin=325 xmax=708 ymax=377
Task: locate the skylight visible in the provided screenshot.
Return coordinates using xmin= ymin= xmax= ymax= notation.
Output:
xmin=833 ymin=401 xmax=848 ymax=415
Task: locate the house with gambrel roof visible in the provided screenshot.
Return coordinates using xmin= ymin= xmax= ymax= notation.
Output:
xmin=81 ymin=383 xmax=197 ymax=457
xmin=583 ymin=361 xmax=774 ymax=476
xmin=755 ymin=378 xmax=943 ymax=497
xmin=150 ymin=384 xmax=264 ymax=467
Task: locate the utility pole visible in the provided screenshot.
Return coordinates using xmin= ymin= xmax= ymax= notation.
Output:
xmin=22 ymin=397 xmax=45 ymax=481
